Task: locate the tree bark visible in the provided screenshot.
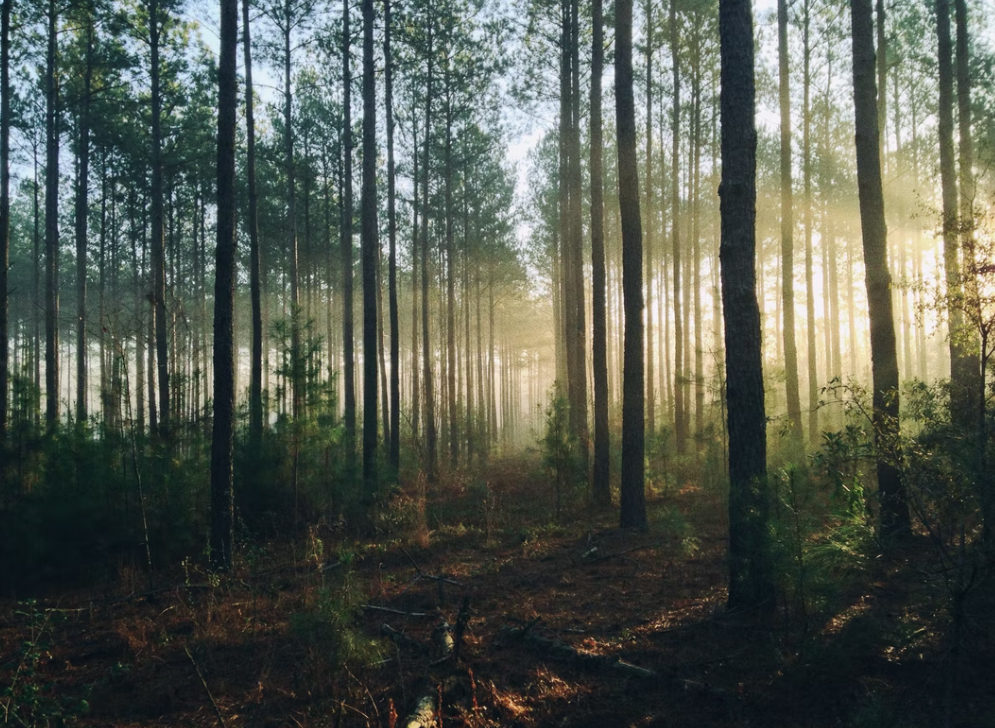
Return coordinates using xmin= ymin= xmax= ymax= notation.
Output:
xmin=616 ymin=0 xmax=646 ymax=530
xmin=644 ymin=0 xmax=655 ymax=436
xmin=802 ymin=0 xmax=818 ymax=442
xmin=719 ymin=0 xmax=774 ymax=611
xmin=243 ymin=0 xmax=263 ymax=445
xmin=361 ymin=0 xmax=379 ymax=497
xmin=954 ymin=0 xmax=980 ymax=416
xmin=283 ymin=0 xmax=301 ymax=425
xmin=0 ymin=0 xmax=10 ymax=442
xmin=342 ymin=0 xmax=356 ymax=466
xmin=421 ymin=6 xmax=437 ymax=480
xmin=936 ymin=0 xmax=971 ymax=428
xmin=45 ymin=0 xmax=59 ymax=430
xmin=210 ymin=0 xmax=238 ymax=572
xmin=411 ymin=124 xmax=421 ymax=442
xmin=568 ymin=0 xmax=588 ymax=465
xmin=850 ymin=0 xmax=909 ymax=538
xmin=384 ymin=0 xmax=400 ymax=475
xmin=590 ymin=0 xmax=610 ymax=507
xmin=150 ymin=0 xmax=169 ymax=438
xmin=75 ymin=16 xmax=94 ymax=424
xmin=444 ymin=57 xmax=458 ymax=467
xmin=670 ymin=0 xmax=685 ymax=455
xmin=777 ymin=0 xmax=802 ymax=445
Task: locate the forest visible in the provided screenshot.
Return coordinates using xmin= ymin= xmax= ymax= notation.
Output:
xmin=1 ymin=0 xmax=995 ymax=723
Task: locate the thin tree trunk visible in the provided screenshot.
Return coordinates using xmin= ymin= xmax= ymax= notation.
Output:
xmin=243 ymin=0 xmax=263 ymax=444
xmin=421 ymin=7 xmax=437 ymax=480
xmin=385 ymin=0 xmax=400 ymax=474
xmin=936 ymin=0 xmax=971 ymax=427
xmin=444 ymin=67 xmax=458 ymax=467
xmin=954 ymin=0 xmax=979 ymax=404
xmin=778 ymin=0 xmax=801 ymax=444
xmin=644 ymin=0 xmax=655 ymax=436
xmin=361 ymin=0 xmax=379 ymax=496
xmin=411 ymin=124 xmax=421 ymax=442
xmin=75 ymin=17 xmax=94 ymax=424
xmin=590 ymin=0 xmax=610 ymax=507
xmin=0 ymin=0 xmax=10 ymax=442
xmin=150 ymin=0 xmax=169 ymax=438
xmin=342 ymin=0 xmax=357 ymax=467
xmin=211 ymin=0 xmax=237 ymax=571
xmin=691 ymin=16 xmax=703 ymax=442
xmin=283 ymin=1 xmax=302 ymax=433
xmin=45 ymin=0 xmax=59 ymax=430
xmin=568 ymin=0 xmax=589 ymax=465
xmin=670 ymin=0 xmax=685 ymax=455
xmin=803 ymin=0 xmax=818 ymax=442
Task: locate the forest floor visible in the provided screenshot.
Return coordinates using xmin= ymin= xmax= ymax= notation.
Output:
xmin=2 ymin=454 xmax=994 ymax=728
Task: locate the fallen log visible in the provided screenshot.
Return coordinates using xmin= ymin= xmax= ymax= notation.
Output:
xmin=431 ymin=620 xmax=454 ymax=665
xmin=403 ymin=691 xmax=437 ymax=728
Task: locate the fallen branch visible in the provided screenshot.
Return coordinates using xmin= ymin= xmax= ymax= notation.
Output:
xmin=381 ymin=624 xmax=425 ymax=650
xmin=580 ymin=543 xmax=660 ymax=564
xmin=501 ymin=625 xmax=656 ymax=679
xmin=399 ymin=548 xmax=463 ymax=587
xmin=362 ymin=604 xmax=432 ymax=618
xmin=184 ymin=646 xmax=227 ymax=728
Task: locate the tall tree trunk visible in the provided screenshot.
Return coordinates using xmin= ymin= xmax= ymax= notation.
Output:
xmin=150 ymin=0 xmax=169 ymax=438
xmin=590 ymin=0 xmax=610 ymax=507
xmin=342 ymin=0 xmax=357 ymax=466
xmin=557 ymin=0 xmax=571 ymax=400
xmin=851 ymin=0 xmax=909 ymax=538
xmin=75 ymin=16 xmax=94 ymax=424
xmin=243 ymin=0 xmax=263 ymax=444
xmin=444 ymin=69 xmax=457 ymax=467
xmin=936 ymin=0 xmax=970 ymax=428
xmin=45 ymin=0 xmax=59 ymax=430
xmin=616 ymin=0 xmax=646 ymax=530
xmin=720 ymin=0 xmax=773 ymax=611
xmin=283 ymin=1 xmax=301 ymax=427
xmin=0 ymin=0 xmax=10 ymax=443
xmin=644 ymin=0 xmax=655 ymax=436
xmin=361 ymin=0 xmax=378 ymax=497
xmin=803 ymin=0 xmax=818 ymax=442
xmin=411 ymin=124 xmax=420 ymax=442
xmin=33 ymin=145 xmax=41 ymax=422
xmin=384 ymin=0 xmax=400 ymax=475
xmin=211 ymin=0 xmax=238 ymax=571
xmin=875 ymin=0 xmax=886 ymax=163
xmin=421 ymin=8 xmax=437 ymax=480
xmin=670 ymin=0 xmax=685 ymax=455
xmin=690 ymin=15 xmax=703 ymax=440
xmin=954 ymin=0 xmax=974 ymax=255
xmin=475 ymin=269 xmax=486 ymax=458
xmin=778 ymin=0 xmax=802 ymax=444
xmin=568 ymin=0 xmax=588 ymax=465
xmin=954 ymin=0 xmax=980 ymax=414
xmin=954 ymin=0 xmax=988 ymax=538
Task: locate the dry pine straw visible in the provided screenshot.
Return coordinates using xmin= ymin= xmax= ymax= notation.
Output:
xmin=0 ymin=465 xmax=981 ymax=728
